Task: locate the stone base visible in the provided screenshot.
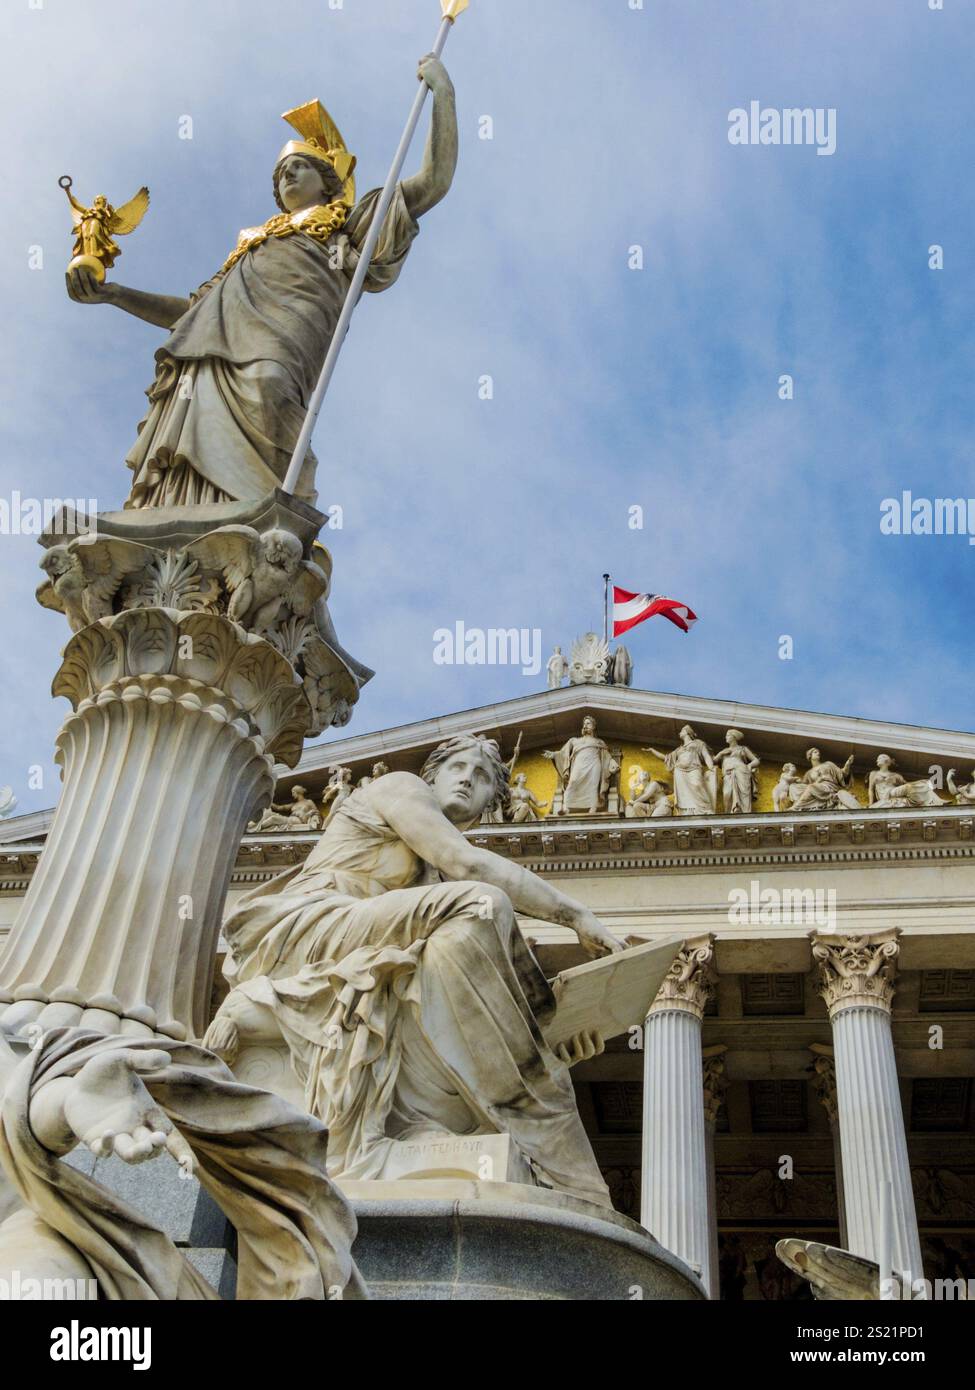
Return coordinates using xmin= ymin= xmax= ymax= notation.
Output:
xmin=41 ymin=487 xmax=326 ymax=553
xmin=374 ymin=1132 xmax=530 ymax=1183
xmin=340 ymin=1180 xmax=706 ymax=1301
xmin=231 ymin=1048 xmax=531 ymax=1182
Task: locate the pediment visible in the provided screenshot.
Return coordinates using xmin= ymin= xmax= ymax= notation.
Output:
xmin=292 ymin=684 xmax=975 ymax=820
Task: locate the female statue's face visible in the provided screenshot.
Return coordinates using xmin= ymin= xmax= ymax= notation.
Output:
xmin=432 ymin=750 xmax=496 ymax=824
xmin=277 ymin=155 xmax=330 ymax=212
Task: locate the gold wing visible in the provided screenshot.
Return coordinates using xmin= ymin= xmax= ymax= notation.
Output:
xmin=109 ymin=186 xmax=150 ymax=236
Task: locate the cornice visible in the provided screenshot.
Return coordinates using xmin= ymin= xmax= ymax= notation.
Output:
xmin=220 ymin=805 xmax=975 ymax=887
xmin=4 ymin=785 xmax=975 ymax=897
xmin=297 ymin=682 xmax=975 ymax=776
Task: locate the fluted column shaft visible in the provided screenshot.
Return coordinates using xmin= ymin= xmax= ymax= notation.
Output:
xmin=811 ymin=930 xmax=923 ymax=1286
xmin=0 ymin=610 xmax=308 ymax=1041
xmin=641 ymin=936 xmax=715 ymax=1296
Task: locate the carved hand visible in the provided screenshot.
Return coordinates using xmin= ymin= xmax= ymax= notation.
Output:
xmin=417 ymin=53 xmax=453 ymax=95
xmin=63 ymin=1047 xmax=194 ymax=1171
xmin=65 ymin=265 xmax=115 ymax=305
xmin=556 ymin=1030 xmax=606 ymax=1068
xmin=573 ymin=908 xmax=626 ymax=959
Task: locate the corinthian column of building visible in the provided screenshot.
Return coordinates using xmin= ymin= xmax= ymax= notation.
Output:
xmin=641 ymin=934 xmax=716 ymax=1296
xmin=810 ymin=929 xmax=923 ymax=1286
xmin=0 ymin=609 xmax=308 ymax=1041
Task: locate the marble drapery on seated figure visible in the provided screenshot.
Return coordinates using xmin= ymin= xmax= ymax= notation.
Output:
xmin=125 ymin=186 xmax=419 ymax=510
xmin=868 ymin=754 xmax=945 ymax=808
xmin=206 ymin=767 xmax=613 ymax=1209
xmin=790 ymin=748 xmax=861 ymax=811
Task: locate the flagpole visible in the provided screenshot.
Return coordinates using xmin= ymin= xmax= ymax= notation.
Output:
xmin=282 ymin=0 xmax=470 ymax=497
xmin=603 ymin=573 xmax=611 ymax=644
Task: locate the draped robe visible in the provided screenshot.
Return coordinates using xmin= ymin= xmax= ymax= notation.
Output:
xmin=220 ymin=785 xmax=611 ymax=1208
xmin=125 ymin=186 xmax=419 ymax=509
xmin=0 ymin=1030 xmax=364 ymax=1300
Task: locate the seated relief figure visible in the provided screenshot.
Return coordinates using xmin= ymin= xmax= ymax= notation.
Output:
xmin=248 ymin=784 xmax=322 ymax=833
xmin=868 ymin=753 xmax=945 ymax=808
xmin=204 ymin=735 xmax=623 ymax=1207
xmin=788 ymin=748 xmax=861 ymax=811
xmin=625 ymin=767 xmax=673 ymax=818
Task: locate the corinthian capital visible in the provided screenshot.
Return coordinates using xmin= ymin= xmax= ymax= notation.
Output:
xmin=810 ymin=928 xmax=900 ymax=1018
xmin=649 ymin=935 xmax=715 ymax=1021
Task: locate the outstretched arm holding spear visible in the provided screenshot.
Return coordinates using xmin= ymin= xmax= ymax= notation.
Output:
xmin=401 ymin=54 xmax=459 ymax=220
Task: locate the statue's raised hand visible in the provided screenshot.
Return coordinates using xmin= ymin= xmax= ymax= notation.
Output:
xmin=62 ymin=1047 xmax=193 ymax=1171
xmin=65 ymin=265 xmax=115 ymax=305
xmin=417 ymin=53 xmax=452 ymax=95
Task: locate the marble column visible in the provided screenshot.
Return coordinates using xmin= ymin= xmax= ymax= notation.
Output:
xmin=702 ymin=1045 xmax=727 ymax=1300
xmin=809 ymin=1046 xmax=848 ymax=1249
xmin=810 ymin=929 xmax=924 ymax=1287
xmin=641 ymin=935 xmax=716 ymax=1296
xmin=0 ymin=609 xmax=308 ymax=1041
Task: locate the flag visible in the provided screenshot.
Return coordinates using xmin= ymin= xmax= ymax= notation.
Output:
xmin=612 ymin=586 xmax=698 ymax=637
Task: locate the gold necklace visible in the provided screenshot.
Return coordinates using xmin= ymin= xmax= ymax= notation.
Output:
xmin=219 ymin=199 xmax=349 ymax=275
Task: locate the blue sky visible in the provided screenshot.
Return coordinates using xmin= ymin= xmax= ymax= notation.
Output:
xmin=1 ymin=0 xmax=972 ymax=813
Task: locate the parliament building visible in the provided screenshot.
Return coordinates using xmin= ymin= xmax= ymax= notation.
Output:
xmin=3 ymin=675 xmax=974 ymax=1299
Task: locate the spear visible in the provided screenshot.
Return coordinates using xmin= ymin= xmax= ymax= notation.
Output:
xmin=282 ymin=0 xmax=470 ymax=496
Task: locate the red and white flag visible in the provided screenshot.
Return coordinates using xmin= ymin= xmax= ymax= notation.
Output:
xmin=612 ymin=586 xmax=698 ymax=637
